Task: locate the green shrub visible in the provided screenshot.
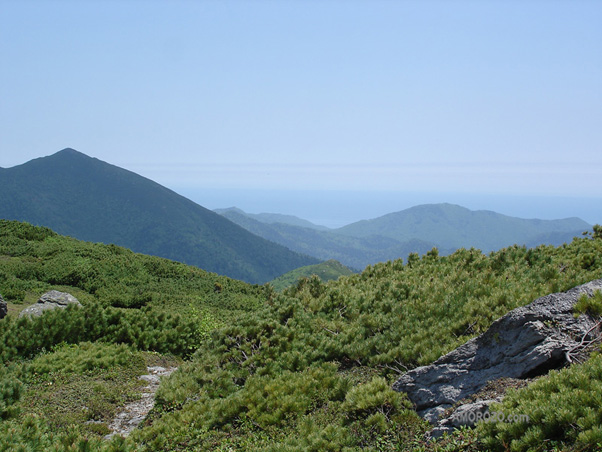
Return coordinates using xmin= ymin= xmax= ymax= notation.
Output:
xmin=574 ymin=290 xmax=602 ymax=317
xmin=0 ymin=302 xmax=203 ymax=364
xmin=0 ymin=414 xmax=136 ymax=452
xmin=342 ymin=376 xmax=410 ymax=426
xmin=27 ymin=342 xmax=137 ymax=376
xmin=0 ymin=365 xmax=23 ymax=419
xmin=478 ymin=354 xmax=602 ymax=451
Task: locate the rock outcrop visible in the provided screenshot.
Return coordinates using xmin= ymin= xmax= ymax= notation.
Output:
xmin=104 ymin=366 xmax=177 ymax=439
xmin=393 ymin=279 xmax=602 ymax=424
xmin=19 ymin=290 xmax=82 ymax=318
xmin=0 ymin=293 xmax=7 ymax=319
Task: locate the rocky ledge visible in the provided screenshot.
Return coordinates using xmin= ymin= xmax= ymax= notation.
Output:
xmin=393 ymin=279 xmax=602 ymax=432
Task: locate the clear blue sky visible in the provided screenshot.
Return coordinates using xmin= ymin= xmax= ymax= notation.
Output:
xmin=1 ymin=1 xmax=601 ymax=226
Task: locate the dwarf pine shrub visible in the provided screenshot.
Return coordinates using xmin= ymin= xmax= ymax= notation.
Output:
xmin=27 ymin=342 xmax=138 ymax=376
xmin=0 ymin=303 xmax=202 ymax=364
xmin=478 ymin=354 xmax=602 ymax=451
xmin=0 ymin=365 xmax=22 ymax=419
xmin=574 ymin=290 xmax=602 ymax=317
xmin=0 ymin=414 xmax=137 ymax=452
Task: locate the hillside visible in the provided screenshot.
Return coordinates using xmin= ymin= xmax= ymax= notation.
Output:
xmin=0 ymin=149 xmax=318 ymax=283
xmin=0 ymin=219 xmax=265 ymax=316
xmin=136 ymin=228 xmax=602 ymax=451
xmin=269 ymin=259 xmax=355 ymax=291
xmin=217 ymin=207 xmax=441 ymax=270
xmin=336 ymin=203 xmax=590 ymax=252
xmin=1 ymin=221 xmax=602 ymax=450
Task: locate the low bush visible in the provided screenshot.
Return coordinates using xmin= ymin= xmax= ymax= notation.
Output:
xmin=478 ymin=354 xmax=602 ymax=451
xmin=0 ymin=364 xmax=22 ymax=419
xmin=0 ymin=302 xmax=203 ymax=364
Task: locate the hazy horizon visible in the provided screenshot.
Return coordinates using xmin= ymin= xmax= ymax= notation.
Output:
xmin=3 ymin=149 xmax=601 ymax=229
xmin=176 ymin=187 xmax=601 ymax=229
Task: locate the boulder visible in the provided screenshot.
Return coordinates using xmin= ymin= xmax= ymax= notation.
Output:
xmin=393 ymin=279 xmax=602 ymax=423
xmin=19 ymin=290 xmax=82 ymax=318
xmin=0 ymin=293 xmax=7 ymax=319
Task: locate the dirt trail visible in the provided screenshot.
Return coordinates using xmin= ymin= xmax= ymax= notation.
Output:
xmin=104 ymin=365 xmax=177 ymax=439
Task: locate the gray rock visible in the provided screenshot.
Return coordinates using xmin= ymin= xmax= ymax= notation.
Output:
xmin=0 ymin=293 xmax=7 ymax=319
xmin=393 ymin=279 xmax=602 ymax=423
xmin=429 ymin=398 xmax=503 ymax=438
xmin=19 ymin=290 xmax=82 ymax=318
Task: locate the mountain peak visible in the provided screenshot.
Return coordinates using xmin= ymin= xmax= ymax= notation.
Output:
xmin=55 ymin=148 xmax=87 ymax=158
xmin=0 ymin=151 xmax=318 ymax=283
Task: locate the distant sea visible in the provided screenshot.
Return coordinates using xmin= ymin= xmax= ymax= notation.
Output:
xmin=174 ymin=188 xmax=602 ymax=230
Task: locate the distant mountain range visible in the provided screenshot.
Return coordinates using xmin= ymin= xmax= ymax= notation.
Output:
xmin=214 ymin=207 xmax=331 ymax=231
xmin=0 ymin=149 xmax=318 ymax=284
xmin=0 ymin=149 xmax=591 ymax=283
xmin=216 ymin=204 xmax=590 ymax=270
xmin=216 ymin=207 xmax=439 ymax=270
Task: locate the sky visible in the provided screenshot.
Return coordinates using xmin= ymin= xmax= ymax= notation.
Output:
xmin=1 ymin=0 xmax=601 ymax=227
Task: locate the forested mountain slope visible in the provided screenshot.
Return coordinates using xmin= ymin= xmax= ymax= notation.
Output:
xmin=0 ymin=149 xmax=318 ymax=283
xmin=217 ymin=204 xmax=587 ymax=270
xmin=217 ymin=207 xmax=440 ymax=270
xmin=336 ymin=203 xmax=590 ymax=252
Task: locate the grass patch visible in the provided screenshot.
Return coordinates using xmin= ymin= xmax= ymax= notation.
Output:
xmin=17 ymin=343 xmax=147 ymax=436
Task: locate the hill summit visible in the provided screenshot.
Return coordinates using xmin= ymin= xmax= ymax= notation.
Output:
xmin=0 ymin=149 xmax=318 ymax=283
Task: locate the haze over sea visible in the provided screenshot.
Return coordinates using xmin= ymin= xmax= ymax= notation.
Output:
xmin=176 ymin=187 xmax=602 ymax=229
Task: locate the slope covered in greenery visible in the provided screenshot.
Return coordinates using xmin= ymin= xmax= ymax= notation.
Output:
xmin=269 ymin=259 xmax=355 ymax=291
xmin=129 ymin=228 xmax=602 ymax=451
xmin=0 ymin=149 xmax=318 ymax=283
xmin=1 ymin=221 xmax=602 ymax=451
xmin=0 ymin=219 xmax=266 ymax=316
xmin=0 ymin=220 xmax=267 ymax=450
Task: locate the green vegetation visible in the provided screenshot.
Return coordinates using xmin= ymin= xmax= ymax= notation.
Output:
xmin=0 ymin=149 xmax=318 ymax=283
xmin=574 ymin=290 xmax=602 ymax=317
xmin=478 ymin=353 xmax=602 ymax=451
xmin=269 ymin=259 xmax=355 ymax=291
xmin=136 ymin=227 xmax=602 ymax=450
xmin=0 ymin=342 xmax=176 ymax=452
xmin=1 ymin=219 xmax=602 ymax=450
xmin=0 ymin=219 xmax=265 ymax=315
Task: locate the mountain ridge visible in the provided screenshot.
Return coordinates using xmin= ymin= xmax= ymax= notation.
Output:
xmin=216 ymin=207 xmax=441 ymax=270
xmin=335 ymin=202 xmax=590 ymax=252
xmin=218 ymin=204 xmax=589 ymax=267
xmin=214 ymin=207 xmax=330 ymax=231
xmin=0 ymin=149 xmax=318 ymax=283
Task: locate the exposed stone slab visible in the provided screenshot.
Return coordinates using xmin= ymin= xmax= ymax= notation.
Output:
xmin=393 ymin=279 xmax=602 ymax=423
